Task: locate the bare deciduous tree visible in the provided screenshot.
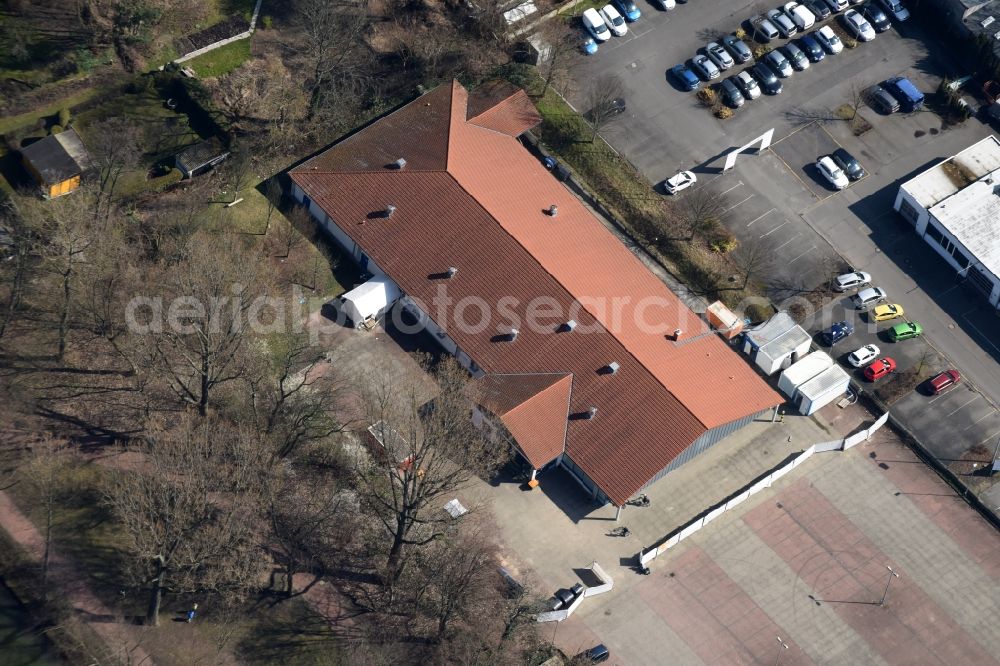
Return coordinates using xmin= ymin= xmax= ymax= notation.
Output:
xmin=104 ymin=415 xmax=268 ymax=626
xmin=729 ymin=236 xmax=776 ymax=290
xmin=88 ymin=118 xmax=141 ymax=221
xmin=537 ymin=20 xmax=581 ymax=98
xmin=355 ymin=357 xmax=510 ymax=583
xmin=676 ymin=185 xmax=727 ymax=241
xmin=19 ymin=436 xmax=74 ymax=597
xmin=586 ymin=74 xmax=626 ymax=142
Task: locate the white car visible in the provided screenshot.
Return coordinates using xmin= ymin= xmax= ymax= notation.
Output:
xmin=734 ymin=71 xmax=762 ymax=100
xmin=705 ymin=41 xmax=735 ymax=70
xmin=600 ymin=4 xmax=628 ymax=36
xmin=783 ymin=2 xmax=816 ymax=29
xmin=582 ymin=7 xmax=611 ymax=42
xmin=816 ymin=26 xmax=844 ymax=53
xmin=842 ymin=9 xmax=876 ymax=41
xmin=833 ymin=270 xmax=871 ymax=291
xmin=817 ymin=155 xmax=849 ymax=189
xmin=847 ymin=344 xmax=881 ymax=367
xmin=653 ymin=0 xmax=676 ymax=8
xmin=664 ymin=171 xmax=697 ymax=194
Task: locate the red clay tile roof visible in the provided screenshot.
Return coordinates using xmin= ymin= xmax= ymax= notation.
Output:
xmin=290 ymin=80 xmax=781 ymax=505
xmin=474 ymin=373 xmax=572 ymax=468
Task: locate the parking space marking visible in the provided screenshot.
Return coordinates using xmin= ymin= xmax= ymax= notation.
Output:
xmin=788 ymin=245 xmax=817 ymax=264
xmin=978 ymin=426 xmax=1000 ymax=447
xmin=945 ymin=395 xmax=980 ymax=418
xmin=772 ymin=233 xmax=801 ymax=252
xmin=631 ymin=25 xmax=655 ymax=39
xmin=767 ymin=148 xmax=820 ymax=201
xmin=719 ymin=181 xmax=744 ymax=196
xmin=964 ymin=409 xmax=997 ymax=431
xmin=746 ymin=208 xmax=775 ymax=227
xmin=760 ymin=220 xmax=789 ymax=238
xmin=721 ymin=194 xmax=753 ymax=213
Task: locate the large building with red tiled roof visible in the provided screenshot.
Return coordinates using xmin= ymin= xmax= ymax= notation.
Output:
xmin=289 ymin=80 xmax=782 ymax=508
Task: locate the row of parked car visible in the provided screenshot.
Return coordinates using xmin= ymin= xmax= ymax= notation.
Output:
xmin=669 ymin=0 xmax=914 ymax=111
xmin=581 ymin=0 xmax=676 ymax=54
xmin=821 ymin=270 xmax=963 ymax=389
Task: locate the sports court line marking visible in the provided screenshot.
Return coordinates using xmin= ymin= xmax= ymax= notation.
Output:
xmin=721 ymin=195 xmax=754 ymax=213
xmin=746 ymin=208 xmax=775 ymax=227
xmin=760 ymin=220 xmax=789 ymax=238
xmin=945 ymin=395 xmax=980 ymax=418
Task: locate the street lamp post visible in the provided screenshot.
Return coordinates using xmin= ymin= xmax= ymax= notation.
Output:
xmin=773 ymin=636 xmax=789 ymax=666
xmin=879 ymin=565 xmax=900 ymax=607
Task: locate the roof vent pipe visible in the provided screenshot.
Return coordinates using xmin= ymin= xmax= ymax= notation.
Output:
xmin=607 ymin=362 xmax=620 ymax=375
xmin=447 ymin=266 xmax=458 ymax=278
xmin=509 ymin=328 xmax=519 ymax=341
xmin=548 ymin=204 xmax=558 ymax=217
xmin=586 ymin=407 xmax=598 ymax=419
xmin=673 ymin=328 xmax=683 ymax=339
xmin=393 ymin=158 xmax=407 ymax=169
xmin=385 ymin=204 xmax=397 ymax=218
xmin=562 ymin=319 xmax=577 ymax=332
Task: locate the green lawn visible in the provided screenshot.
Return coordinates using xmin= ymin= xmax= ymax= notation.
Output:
xmin=0 ymin=84 xmax=105 ymax=136
xmin=186 ymin=38 xmax=252 ymax=78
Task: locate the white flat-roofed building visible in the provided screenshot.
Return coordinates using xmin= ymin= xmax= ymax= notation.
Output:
xmin=894 ymin=135 xmax=1000 ymax=308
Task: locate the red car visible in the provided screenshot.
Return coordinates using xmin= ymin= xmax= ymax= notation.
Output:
xmin=864 ymin=357 xmax=896 ymax=381
xmin=929 ymin=369 xmax=961 ymax=394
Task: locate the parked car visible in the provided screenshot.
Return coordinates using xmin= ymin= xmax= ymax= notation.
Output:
xmin=582 ymin=36 xmax=599 ymax=54
xmin=805 ymin=0 xmax=832 ymax=19
xmin=767 ymin=7 xmax=798 ymax=37
xmin=883 ymin=76 xmax=924 ymax=112
xmin=734 ymin=70 xmax=762 ymax=99
xmin=852 ymin=286 xmax=887 ymax=309
xmin=848 ymin=344 xmax=881 ymax=367
xmin=871 ymin=303 xmax=904 ymax=322
xmin=783 ymin=1 xmax=816 ymax=29
xmin=600 ymin=4 xmax=628 ymax=36
xmin=842 ymin=9 xmax=876 ymax=40
xmin=888 ymin=321 xmax=922 ymax=341
xmin=866 ymin=83 xmax=900 ymax=113
xmin=928 ymin=369 xmax=961 ymax=394
xmin=824 ymin=0 xmax=849 ymax=11
xmin=720 ymin=78 xmax=745 ymax=107
xmin=815 ymin=26 xmax=844 ymax=53
xmin=691 ymin=54 xmax=721 ymax=80
xmin=817 ymin=155 xmax=849 ymax=189
xmin=864 ymin=357 xmax=896 ymax=381
xmin=861 ymin=2 xmax=891 ymax=31
xmin=706 ymin=41 xmax=736 ymax=70
xmin=876 ymin=0 xmax=910 ymax=21
xmin=750 ymin=15 xmax=781 ymax=41
xmin=782 ymin=42 xmax=810 ymax=70
xmin=722 ymin=34 xmax=753 ymax=63
xmin=832 ymin=147 xmax=866 ymax=180
xmin=670 ymin=63 xmax=701 ymax=90
xmin=587 ymin=97 xmax=626 ymax=120
xmin=751 ymin=62 xmax=784 ymax=94
xmin=834 ymin=270 xmax=871 ymax=291
xmin=799 ymin=34 xmax=826 ymax=61
xmin=822 ymin=320 xmax=854 ymax=345
xmin=664 ymin=170 xmax=697 ymax=194
xmin=764 ymin=49 xmax=793 ymax=77
xmin=575 ymin=645 xmax=611 ymax=663
xmin=652 ymin=0 xmax=676 ymax=9
xmin=612 ymin=0 xmax=642 ymax=21
xmin=582 ymin=8 xmax=612 ymax=41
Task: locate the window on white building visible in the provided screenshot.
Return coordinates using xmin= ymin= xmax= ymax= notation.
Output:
xmin=899 ymin=199 xmax=919 ymax=224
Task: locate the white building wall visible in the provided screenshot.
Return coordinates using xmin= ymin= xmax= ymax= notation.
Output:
xmin=894 ymin=187 xmax=929 ymax=233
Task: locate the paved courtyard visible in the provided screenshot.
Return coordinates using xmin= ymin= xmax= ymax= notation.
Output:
xmin=480 ymin=402 xmax=1000 ymax=665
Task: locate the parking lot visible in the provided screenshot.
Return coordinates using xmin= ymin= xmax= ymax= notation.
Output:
xmin=567 ymin=0 xmax=1000 ymax=502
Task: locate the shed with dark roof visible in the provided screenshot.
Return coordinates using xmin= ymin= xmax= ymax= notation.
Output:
xmin=20 ymin=128 xmax=92 ymax=198
xmin=175 ymin=138 xmax=229 ymax=178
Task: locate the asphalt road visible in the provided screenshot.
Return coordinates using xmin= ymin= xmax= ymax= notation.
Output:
xmin=569 ymin=0 xmax=1000 ymax=465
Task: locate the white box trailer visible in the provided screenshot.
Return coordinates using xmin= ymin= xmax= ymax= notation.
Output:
xmin=334 ymin=275 xmax=401 ymax=328
xmin=795 ymin=365 xmax=851 ymax=416
xmin=778 ymin=350 xmax=833 ymax=399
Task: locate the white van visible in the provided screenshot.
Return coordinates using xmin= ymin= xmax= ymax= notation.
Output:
xmin=583 ymin=8 xmax=611 ymax=42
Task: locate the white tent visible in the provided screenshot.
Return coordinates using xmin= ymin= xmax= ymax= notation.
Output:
xmin=335 ymin=275 xmax=401 ymax=327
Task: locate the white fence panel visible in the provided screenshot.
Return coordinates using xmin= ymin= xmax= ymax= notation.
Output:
xmin=702 ymin=504 xmax=726 ymax=526
xmin=843 ymin=431 xmax=867 ymax=450
xmin=679 ymin=518 xmax=704 ymax=540
xmin=585 ymin=561 xmax=613 ymax=596
xmin=815 ymin=439 xmax=844 ymax=453
xmin=726 ymin=489 xmax=751 ymax=510
xmin=640 ymin=549 xmax=657 ymax=565
xmin=657 ymin=534 xmax=680 ymax=555
xmin=867 ymin=411 xmax=889 ymax=438
xmin=536 ymin=609 xmax=568 ymax=623
xmin=790 ymin=445 xmax=816 ymax=469
xmin=747 ymin=475 xmax=772 ymax=496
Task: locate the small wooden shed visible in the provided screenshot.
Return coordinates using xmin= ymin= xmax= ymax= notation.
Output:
xmin=20 ymin=128 xmax=92 ymax=198
xmin=175 ymin=139 xmax=229 ymax=179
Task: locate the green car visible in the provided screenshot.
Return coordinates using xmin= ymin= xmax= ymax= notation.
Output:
xmin=888 ymin=321 xmax=923 ymax=342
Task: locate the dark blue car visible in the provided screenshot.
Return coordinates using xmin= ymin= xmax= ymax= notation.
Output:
xmin=613 ymin=0 xmax=641 ymax=21
xmin=798 ymin=34 xmax=825 ymax=62
xmin=822 ymin=320 xmax=854 ymax=346
xmin=670 ymin=64 xmax=700 ymax=91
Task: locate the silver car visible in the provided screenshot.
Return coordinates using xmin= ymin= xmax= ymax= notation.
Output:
xmin=766 ymin=7 xmax=798 ymax=37
xmin=833 ymin=270 xmax=871 ymax=291
xmin=842 ymin=9 xmax=876 ymax=40
xmin=852 ymin=286 xmax=887 ymax=309
xmin=734 ymin=71 xmax=762 ymax=99
xmin=690 ymin=54 xmax=721 ymax=80
xmin=782 ymin=42 xmax=810 ymax=70
xmin=750 ymin=14 xmax=781 ymax=41
xmin=764 ymin=49 xmax=793 ymax=77
xmin=705 ymin=41 xmax=735 ymax=70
